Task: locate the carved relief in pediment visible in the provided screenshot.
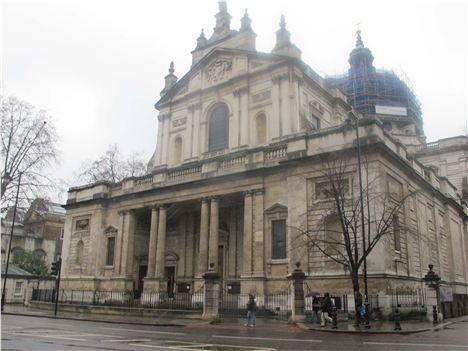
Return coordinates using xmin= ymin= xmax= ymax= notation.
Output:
xmin=172 ymin=117 xmax=187 ymax=128
xmin=205 ymin=58 xmax=232 ymax=84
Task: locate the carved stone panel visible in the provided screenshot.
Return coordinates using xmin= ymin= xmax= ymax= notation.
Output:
xmin=206 ymin=59 xmax=232 ymax=84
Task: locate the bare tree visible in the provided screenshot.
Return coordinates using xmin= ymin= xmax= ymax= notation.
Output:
xmin=1 ymin=96 xmax=60 ymax=212
xmin=292 ymin=152 xmax=415 ymax=320
xmin=76 ymin=143 xmax=147 ymax=184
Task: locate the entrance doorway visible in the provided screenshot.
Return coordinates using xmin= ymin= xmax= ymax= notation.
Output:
xmin=218 ymin=245 xmax=224 ymax=295
xmin=137 ymin=265 xmax=147 ymax=298
xmin=165 ymin=266 xmax=175 ymax=298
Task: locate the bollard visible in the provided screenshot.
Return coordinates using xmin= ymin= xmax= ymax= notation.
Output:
xmin=394 ymin=305 xmax=402 ymax=331
xmin=432 ymin=305 xmax=438 ymax=324
xmin=331 ymin=306 xmax=338 ymax=329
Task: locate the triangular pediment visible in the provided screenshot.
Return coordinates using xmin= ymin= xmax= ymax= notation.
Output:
xmin=265 ymin=203 xmax=288 ymax=214
xmin=155 ymin=48 xmax=289 ymax=108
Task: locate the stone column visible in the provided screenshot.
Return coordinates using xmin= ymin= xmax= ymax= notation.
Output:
xmin=120 ymin=210 xmax=135 ymax=277
xmin=271 ymin=76 xmax=281 ymax=139
xmin=202 ymin=263 xmax=220 ymax=320
xmin=198 ymin=198 xmax=210 ymax=275
xmin=287 ymin=262 xmax=306 ymax=322
xmin=154 ymin=205 xmax=167 ymax=281
xmin=208 ymin=197 xmax=219 ymax=270
xmin=242 ymin=191 xmax=253 ymax=276
xmin=253 ymin=189 xmax=265 ymax=276
xmin=146 ymin=206 xmax=159 ymax=278
xmin=114 ymin=211 xmax=124 ymax=275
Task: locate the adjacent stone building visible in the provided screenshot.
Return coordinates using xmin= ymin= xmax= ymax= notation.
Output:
xmin=61 ymin=1 xmax=467 ymax=315
xmin=1 ymin=198 xmax=65 ymax=268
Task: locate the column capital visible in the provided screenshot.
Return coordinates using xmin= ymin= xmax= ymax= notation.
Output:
xmin=118 ymin=208 xmax=136 ymax=216
xmin=200 ymin=197 xmax=210 ymax=205
xmin=243 ymin=190 xmax=254 ymax=197
xmin=209 ymin=195 xmax=220 ymax=203
xmin=254 ymin=188 xmax=265 ymax=195
xmin=151 ymin=204 xmax=160 ymax=211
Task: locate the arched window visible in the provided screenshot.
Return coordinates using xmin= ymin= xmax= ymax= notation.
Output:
xmin=76 ymin=240 xmax=84 ymax=265
xmin=209 ymin=104 xmax=229 ymax=151
xmin=255 ymin=113 xmax=267 ymax=145
xmin=11 ymin=247 xmax=24 ymax=262
xmin=34 ymin=249 xmax=46 ymax=261
xmin=173 ymin=136 xmax=183 ymax=164
xmin=324 ymin=214 xmax=342 ymax=256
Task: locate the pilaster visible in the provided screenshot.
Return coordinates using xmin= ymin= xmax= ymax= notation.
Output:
xmin=242 ymin=191 xmax=253 ymax=276
xmin=253 ymin=189 xmax=265 ymax=276
xmin=208 ymin=197 xmax=219 ymax=270
xmin=154 ymin=205 xmax=167 ymax=280
xmin=198 ymin=198 xmax=210 ymax=275
xmin=147 ymin=206 xmax=159 ymax=278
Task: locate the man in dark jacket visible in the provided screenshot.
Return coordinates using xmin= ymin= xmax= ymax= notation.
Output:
xmin=320 ymin=292 xmax=333 ymax=327
xmin=311 ymin=295 xmax=321 ymax=323
xmin=245 ymin=294 xmax=257 ymax=327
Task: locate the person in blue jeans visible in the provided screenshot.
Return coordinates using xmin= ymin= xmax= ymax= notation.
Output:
xmin=245 ymin=294 xmax=257 ymax=327
xmin=311 ymin=295 xmax=321 ymax=324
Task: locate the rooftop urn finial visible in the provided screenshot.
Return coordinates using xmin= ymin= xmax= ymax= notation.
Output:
xmin=348 ymin=26 xmax=374 ymax=70
xmin=169 ymin=61 xmax=174 ymax=75
xmin=196 ymin=28 xmax=207 ymax=49
xmin=272 ymin=14 xmax=301 ymax=58
xmin=280 ymin=14 xmax=286 ymax=30
xmin=160 ymin=61 xmax=178 ymax=97
xmin=240 ymin=8 xmax=253 ymax=32
xmin=356 ymin=28 xmax=364 ymax=48
xmin=274 ymin=14 xmax=291 ymax=49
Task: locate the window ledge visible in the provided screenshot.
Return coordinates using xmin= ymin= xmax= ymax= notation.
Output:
xmin=104 ymin=265 xmax=114 ymax=270
xmin=270 ymin=259 xmax=288 ymax=264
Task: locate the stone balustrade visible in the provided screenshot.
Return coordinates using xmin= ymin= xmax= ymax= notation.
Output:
xmin=66 ymin=120 xmax=460 ymax=205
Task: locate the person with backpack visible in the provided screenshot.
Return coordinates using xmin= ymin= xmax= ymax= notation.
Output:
xmin=245 ymin=294 xmax=257 ymax=327
xmin=311 ymin=294 xmax=321 ymax=324
xmin=320 ymin=292 xmax=333 ymax=327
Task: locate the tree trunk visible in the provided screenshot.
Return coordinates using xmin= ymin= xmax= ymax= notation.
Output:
xmin=351 ymin=269 xmax=362 ymax=322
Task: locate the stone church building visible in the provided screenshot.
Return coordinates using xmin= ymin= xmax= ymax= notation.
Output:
xmin=61 ymin=1 xmax=468 ymax=312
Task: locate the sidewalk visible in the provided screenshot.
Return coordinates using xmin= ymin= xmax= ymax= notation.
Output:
xmin=297 ymin=316 xmax=468 ymax=334
xmin=1 ymin=304 xmax=209 ymax=327
xmin=3 ymin=304 xmax=466 ymax=334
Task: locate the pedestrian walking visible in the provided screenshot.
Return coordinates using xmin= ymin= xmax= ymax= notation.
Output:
xmin=311 ymin=294 xmax=321 ymax=324
xmin=320 ymin=292 xmax=333 ymax=327
xmin=245 ymin=294 xmax=257 ymax=327
xmin=354 ymin=291 xmax=366 ymax=324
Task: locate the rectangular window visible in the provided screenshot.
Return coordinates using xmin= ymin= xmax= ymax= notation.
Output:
xmin=14 ymin=282 xmax=22 ymax=295
xmin=272 ymin=220 xmax=287 ymax=259
xmin=315 ymin=179 xmax=349 ymax=200
xmin=308 ymin=115 xmax=321 ymax=130
xmin=106 ymin=237 xmax=115 ymax=266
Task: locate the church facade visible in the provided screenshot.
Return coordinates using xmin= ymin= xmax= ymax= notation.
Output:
xmin=61 ymin=2 xmax=468 ymax=314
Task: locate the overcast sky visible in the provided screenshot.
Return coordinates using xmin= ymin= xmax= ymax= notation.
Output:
xmin=1 ymin=0 xmax=467 ymax=202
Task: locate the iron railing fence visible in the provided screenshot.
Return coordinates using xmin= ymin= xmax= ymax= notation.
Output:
xmin=391 ymin=287 xmax=426 ymax=312
xmin=304 ymin=294 xmax=349 ymax=313
xmin=31 ymin=289 xmax=203 ymax=311
xmin=219 ymin=292 xmax=291 ymax=320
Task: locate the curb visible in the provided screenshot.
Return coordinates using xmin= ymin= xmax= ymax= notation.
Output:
xmin=296 ymin=320 xmax=456 ymax=335
xmin=1 ymin=311 xmax=194 ymax=328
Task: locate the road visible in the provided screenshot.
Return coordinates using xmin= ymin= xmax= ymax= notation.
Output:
xmin=2 ymin=314 xmax=468 ymax=351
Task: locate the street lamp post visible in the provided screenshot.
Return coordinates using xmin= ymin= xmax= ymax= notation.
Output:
xmin=348 ymin=111 xmax=370 ymax=328
xmin=1 ymin=172 xmax=22 ymax=311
